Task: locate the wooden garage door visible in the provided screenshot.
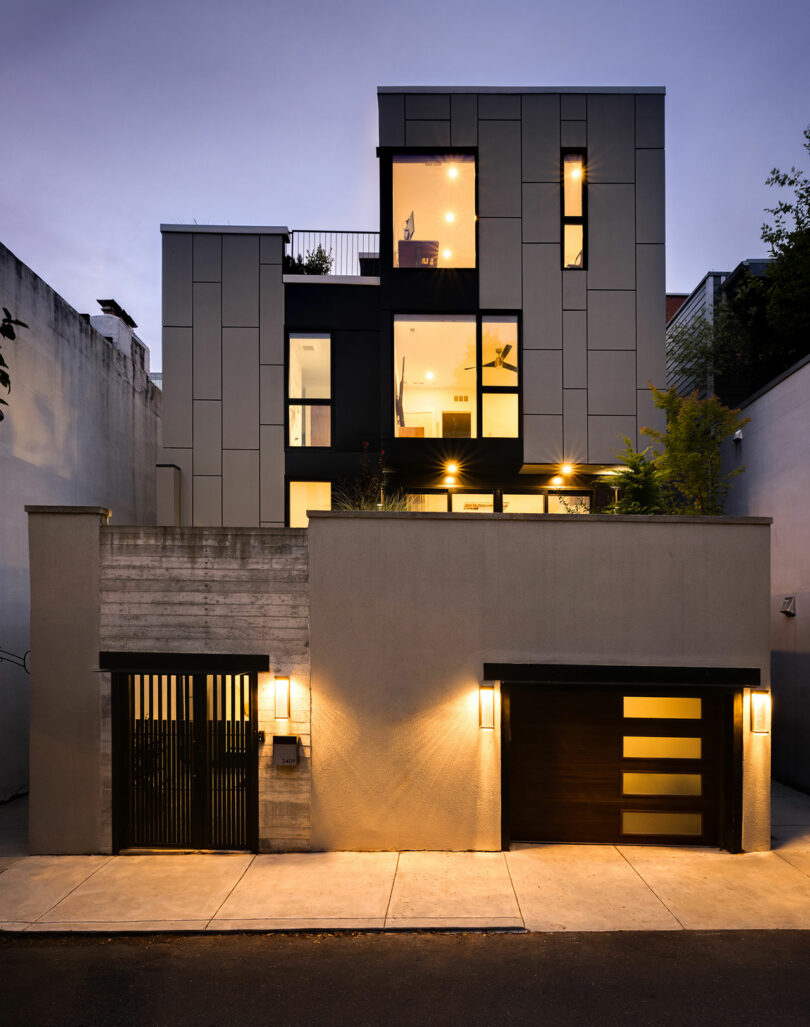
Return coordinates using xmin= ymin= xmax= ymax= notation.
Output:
xmin=506 ymin=684 xmax=733 ymax=846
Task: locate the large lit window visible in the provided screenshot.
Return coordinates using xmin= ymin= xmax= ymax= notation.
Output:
xmin=392 ymin=154 xmax=475 ymax=268
xmin=562 ymin=152 xmax=585 ymax=269
xmin=394 ymin=316 xmax=476 ymax=438
xmin=288 ymin=333 xmax=330 ymax=447
xmin=481 ymin=316 xmax=519 ymax=438
xmin=289 ymin=481 xmax=331 ymax=527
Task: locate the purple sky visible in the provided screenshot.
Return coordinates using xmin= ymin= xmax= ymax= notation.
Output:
xmin=3 ymin=0 xmax=808 ymax=369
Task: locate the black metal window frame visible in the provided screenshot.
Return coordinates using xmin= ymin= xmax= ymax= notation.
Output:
xmin=285 ymin=329 xmax=333 ymax=450
xmin=561 ymin=148 xmax=587 ymax=271
xmin=393 ymin=310 xmax=521 ymax=442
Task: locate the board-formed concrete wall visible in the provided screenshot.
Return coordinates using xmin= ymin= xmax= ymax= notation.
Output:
xmin=379 ymin=87 xmax=667 ymax=465
xmin=308 ymin=512 xmax=772 ymax=852
xmin=1 ymin=242 xmax=159 ymax=802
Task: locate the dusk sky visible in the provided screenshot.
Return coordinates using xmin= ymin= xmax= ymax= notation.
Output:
xmin=3 ymin=0 xmax=808 ymax=369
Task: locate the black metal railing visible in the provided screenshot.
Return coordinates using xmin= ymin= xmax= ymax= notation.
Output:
xmin=286 ymin=230 xmax=380 ymax=277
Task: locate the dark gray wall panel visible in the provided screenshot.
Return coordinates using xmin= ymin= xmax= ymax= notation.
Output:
xmin=523 ymin=414 xmax=563 ymax=463
xmin=478 ymin=121 xmax=521 ymax=216
xmin=193 ymin=400 xmax=222 ymax=475
xmin=560 ymin=94 xmax=586 ymax=120
xmin=405 ymin=93 xmax=450 ymax=119
xmin=260 ymin=364 xmax=284 ymax=425
xmin=636 ymin=244 xmax=666 ymax=387
xmin=259 ymin=265 xmax=284 ymax=363
xmin=162 ymin=327 xmax=192 ymax=448
xmin=563 ymin=310 xmax=587 ymax=388
xmin=223 ymin=450 xmax=260 ymax=526
xmin=636 ymin=94 xmax=665 ymax=149
xmin=260 ymin=234 xmax=284 ymax=264
xmin=562 ymin=271 xmax=587 ymax=310
xmin=260 ymin=425 xmax=284 ymax=522
xmin=222 ymin=235 xmax=259 ymax=327
xmin=193 ymin=233 xmax=221 ymax=282
xmin=588 ymin=185 xmax=635 ymax=290
xmin=522 ymin=183 xmax=560 ymax=243
xmin=587 ymin=94 xmax=635 ymax=183
xmin=522 ymin=94 xmax=560 ymax=183
xmin=222 ymin=327 xmax=260 ymax=449
xmin=162 ymin=233 xmax=192 ymax=326
xmin=561 ymin=121 xmax=587 ymax=147
xmin=451 ymin=94 xmax=477 ymax=145
xmin=522 ymin=244 xmax=561 ymax=349
xmin=563 ymin=389 xmax=588 ymax=463
xmin=636 ymin=149 xmax=666 ymax=244
xmin=478 ymin=94 xmax=520 ymax=119
xmin=192 ymin=475 xmax=222 ymax=527
xmin=479 ymin=218 xmax=522 ymax=308
xmin=405 ymin=120 xmax=451 ymax=147
xmin=637 ymin=389 xmax=666 ymax=449
xmin=587 ymin=291 xmax=636 ymax=350
xmin=379 ymin=93 xmax=405 ymax=146
xmin=192 ymin=283 xmax=222 ymax=400
xmin=588 ymin=351 xmax=637 ymax=415
xmin=588 ymin=415 xmax=636 ymax=463
xmin=523 ymin=350 xmax=563 ymax=414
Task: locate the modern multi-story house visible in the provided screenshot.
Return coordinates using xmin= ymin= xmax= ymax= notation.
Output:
xmin=158 ymin=87 xmax=668 ymax=527
xmin=25 ymin=87 xmax=774 ymax=859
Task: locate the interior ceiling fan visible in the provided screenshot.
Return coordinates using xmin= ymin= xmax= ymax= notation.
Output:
xmin=466 ymin=344 xmax=517 ymax=372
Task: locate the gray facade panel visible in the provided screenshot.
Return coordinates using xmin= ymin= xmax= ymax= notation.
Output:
xmin=588 ymin=185 xmax=636 ymax=290
xmin=635 ymin=93 xmax=665 ymax=149
xmin=587 ymin=291 xmax=636 ymax=350
xmin=222 ymin=449 xmax=260 ymax=527
xmin=192 ymin=283 xmax=222 ymax=400
xmin=260 ymin=235 xmax=285 ymax=264
xmin=588 ymin=351 xmax=637 ymax=415
xmin=636 ymin=244 xmax=667 ymax=387
xmin=222 ymin=327 xmax=260 ymax=449
xmin=222 ymin=235 xmax=260 ymax=327
xmin=192 ymin=475 xmax=222 ymax=527
xmin=162 ymin=327 xmax=193 ymax=448
xmin=523 ymin=349 xmax=563 ymax=415
xmin=192 ymin=233 xmax=222 ymax=282
xmin=451 ymin=94 xmax=478 ymax=145
xmin=563 ymin=388 xmax=588 ymax=463
xmin=563 ymin=310 xmax=587 ymax=388
xmin=260 ymin=363 xmax=284 ymax=425
xmin=587 ymin=94 xmax=635 ymax=183
xmin=259 ymin=266 xmax=284 ymax=364
xmin=478 ymin=218 xmax=522 ymax=309
xmin=192 ymin=400 xmax=222 ymax=476
xmin=521 ymin=94 xmax=560 ymax=182
xmin=588 ymin=415 xmax=637 ymax=463
xmin=522 ymin=183 xmax=560 ymax=243
xmin=378 ymin=93 xmax=405 ymax=147
xmin=636 ymin=149 xmax=666 ymax=244
xmin=478 ymin=94 xmax=521 ymax=119
xmin=560 ymin=94 xmax=586 ymax=120
xmin=405 ymin=93 xmax=450 ymax=119
xmin=561 ymin=120 xmax=587 ymax=147
xmin=562 ymin=271 xmax=587 ymax=310
xmin=405 ymin=120 xmax=451 ymax=147
xmin=478 ymin=121 xmax=522 ymax=217
xmin=523 ymin=414 xmax=563 ymax=463
xmin=260 ymin=425 xmax=285 ymax=523
xmin=162 ymin=232 xmax=192 ymax=326
xmin=637 ymin=388 xmax=666 ymax=448
xmin=522 ymin=244 xmax=562 ymax=349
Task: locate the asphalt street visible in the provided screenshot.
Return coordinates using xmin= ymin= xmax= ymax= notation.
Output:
xmin=2 ymin=930 xmax=810 ymax=1026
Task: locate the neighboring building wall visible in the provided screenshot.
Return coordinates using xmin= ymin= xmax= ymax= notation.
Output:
xmin=308 ymin=512 xmax=772 ymax=852
xmin=0 ymin=242 xmax=159 ymax=802
xmin=379 ymin=87 xmax=667 ymax=463
xmin=725 ymin=356 xmax=810 ymax=792
xmin=160 ymin=227 xmax=288 ymax=528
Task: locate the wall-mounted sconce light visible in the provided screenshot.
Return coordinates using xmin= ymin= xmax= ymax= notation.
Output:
xmin=780 ymin=595 xmax=796 ymax=617
xmin=275 ymin=676 xmax=290 ymax=720
xmin=551 ymin=475 xmax=563 ymax=486
xmin=750 ymin=690 xmax=771 ymax=734
xmin=561 ymin=463 xmax=573 ymax=476
xmin=479 ymin=682 xmax=496 ymax=730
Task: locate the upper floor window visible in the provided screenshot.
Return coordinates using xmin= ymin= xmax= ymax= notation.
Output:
xmin=562 ymin=152 xmax=586 ymax=269
xmin=392 ymin=154 xmax=475 ymax=269
xmin=288 ymin=333 xmax=331 ymax=447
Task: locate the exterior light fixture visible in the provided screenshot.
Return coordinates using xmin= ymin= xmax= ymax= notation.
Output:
xmin=275 ymin=676 xmax=290 ymax=720
xmin=448 ymin=166 xmax=458 ymax=179
xmin=561 ymin=463 xmax=573 ymax=475
xmin=479 ymin=683 xmax=496 ymax=730
xmin=446 ymin=461 xmax=459 ymax=475
xmin=445 ymin=212 xmax=455 ymax=222
xmin=442 ymin=249 xmax=452 ymax=260
xmin=426 ymin=370 xmax=435 ymax=381
xmin=551 ymin=475 xmax=563 ymax=486
xmin=444 ymin=475 xmax=456 ymax=486
xmin=750 ymin=691 xmax=771 ymax=734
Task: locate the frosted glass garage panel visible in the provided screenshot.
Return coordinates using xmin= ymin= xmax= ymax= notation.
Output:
xmin=622 ymin=811 xmax=703 ymax=836
xmin=624 ymin=696 xmax=702 ymax=720
xmin=623 ymin=736 xmax=702 ymax=759
xmin=622 ymin=773 xmax=702 ymax=796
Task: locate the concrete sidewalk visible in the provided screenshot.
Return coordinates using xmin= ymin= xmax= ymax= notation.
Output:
xmin=1 ymin=782 xmax=809 ymax=933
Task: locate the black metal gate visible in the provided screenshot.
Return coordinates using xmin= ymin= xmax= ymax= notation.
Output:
xmin=113 ymin=671 xmax=258 ymax=851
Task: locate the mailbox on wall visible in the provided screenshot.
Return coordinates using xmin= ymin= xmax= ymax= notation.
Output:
xmin=272 ymin=735 xmax=300 ymax=766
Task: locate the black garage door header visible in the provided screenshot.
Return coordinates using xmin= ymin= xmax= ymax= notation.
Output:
xmin=483 ymin=664 xmax=760 ymax=686
xmin=100 ymin=652 xmax=270 ymax=673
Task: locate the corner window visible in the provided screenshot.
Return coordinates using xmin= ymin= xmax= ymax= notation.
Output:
xmin=288 ymin=333 xmax=331 ymax=447
xmin=289 ymin=481 xmax=332 ymax=527
xmin=392 ymin=154 xmax=475 ymax=268
xmin=562 ymin=152 xmax=586 ymax=269
xmin=394 ymin=315 xmax=519 ymax=439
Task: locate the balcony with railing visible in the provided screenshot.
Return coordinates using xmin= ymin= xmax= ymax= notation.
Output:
xmin=285 ymin=230 xmax=380 ymax=279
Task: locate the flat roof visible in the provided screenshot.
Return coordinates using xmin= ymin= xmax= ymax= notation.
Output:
xmin=160 ymin=224 xmax=290 ymax=236
xmin=378 ymin=85 xmax=666 ymax=94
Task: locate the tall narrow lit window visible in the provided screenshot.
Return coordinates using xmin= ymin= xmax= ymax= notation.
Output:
xmin=288 ymin=333 xmax=331 ymax=447
xmin=481 ymin=316 xmax=519 ymax=437
xmin=562 ymin=152 xmax=585 ymax=269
